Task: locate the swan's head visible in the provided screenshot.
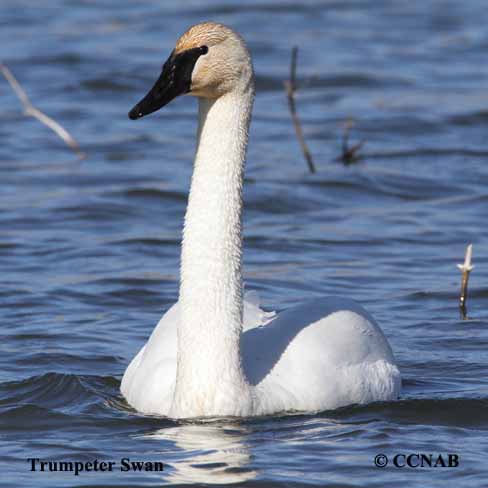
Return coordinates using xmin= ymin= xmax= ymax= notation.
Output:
xmin=129 ymin=22 xmax=253 ymax=120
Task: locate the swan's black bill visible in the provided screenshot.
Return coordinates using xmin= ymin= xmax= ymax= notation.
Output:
xmin=128 ymin=46 xmax=208 ymax=120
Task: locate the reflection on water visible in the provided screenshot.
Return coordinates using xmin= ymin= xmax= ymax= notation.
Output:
xmin=142 ymin=422 xmax=257 ymax=485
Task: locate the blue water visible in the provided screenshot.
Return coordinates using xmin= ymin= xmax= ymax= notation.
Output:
xmin=1 ymin=1 xmax=488 ymax=486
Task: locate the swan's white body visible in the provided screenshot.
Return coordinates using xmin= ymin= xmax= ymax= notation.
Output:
xmin=122 ymin=22 xmax=401 ymax=418
xmin=122 ymin=293 xmax=400 ymax=416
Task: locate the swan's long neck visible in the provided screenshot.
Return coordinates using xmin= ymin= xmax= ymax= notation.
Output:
xmin=171 ymin=85 xmax=254 ymax=417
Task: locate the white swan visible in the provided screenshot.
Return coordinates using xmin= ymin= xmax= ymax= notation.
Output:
xmin=122 ymin=22 xmax=401 ymax=418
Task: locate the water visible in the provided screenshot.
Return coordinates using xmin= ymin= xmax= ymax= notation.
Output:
xmin=1 ymin=1 xmax=488 ymax=486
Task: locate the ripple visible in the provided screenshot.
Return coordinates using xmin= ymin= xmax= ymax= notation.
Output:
xmin=357 ymin=398 xmax=488 ymax=428
xmin=81 ymin=78 xmax=133 ymax=93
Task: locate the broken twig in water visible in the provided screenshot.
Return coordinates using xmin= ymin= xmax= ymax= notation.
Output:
xmin=457 ymin=243 xmax=474 ymax=319
xmin=0 ymin=63 xmax=85 ymax=159
xmin=339 ymin=118 xmax=365 ymax=164
xmin=283 ymin=47 xmax=316 ymax=174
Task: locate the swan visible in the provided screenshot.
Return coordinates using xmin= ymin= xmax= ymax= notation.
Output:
xmin=121 ymin=22 xmax=401 ymax=418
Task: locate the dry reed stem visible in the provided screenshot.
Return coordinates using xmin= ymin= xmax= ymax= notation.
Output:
xmin=457 ymin=243 xmax=474 ymax=320
xmin=283 ymin=47 xmax=316 ymax=174
xmin=340 ymin=118 xmax=365 ymax=164
xmin=1 ymin=63 xmax=85 ymax=159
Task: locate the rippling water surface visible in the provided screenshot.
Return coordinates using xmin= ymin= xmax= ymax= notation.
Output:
xmin=1 ymin=1 xmax=488 ymax=486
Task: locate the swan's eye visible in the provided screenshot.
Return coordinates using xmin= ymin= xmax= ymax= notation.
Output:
xmin=200 ymin=45 xmax=209 ymax=55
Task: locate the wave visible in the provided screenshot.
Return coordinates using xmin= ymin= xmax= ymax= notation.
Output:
xmin=2 ymin=373 xmax=487 ymax=430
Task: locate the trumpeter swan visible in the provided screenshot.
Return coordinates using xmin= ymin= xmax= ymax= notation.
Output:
xmin=121 ymin=22 xmax=401 ymax=418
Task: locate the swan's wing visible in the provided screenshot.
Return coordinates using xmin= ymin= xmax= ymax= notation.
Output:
xmin=242 ymin=296 xmax=401 ymax=413
xmin=242 ymin=290 xmax=275 ymax=331
xmin=120 ymin=303 xmax=179 ymax=413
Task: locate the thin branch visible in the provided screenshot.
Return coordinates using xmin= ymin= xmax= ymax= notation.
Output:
xmin=283 ymin=47 xmax=316 ymax=174
xmin=339 ymin=118 xmax=365 ymax=164
xmin=1 ymin=63 xmax=85 ymax=159
xmin=457 ymin=243 xmax=474 ymax=320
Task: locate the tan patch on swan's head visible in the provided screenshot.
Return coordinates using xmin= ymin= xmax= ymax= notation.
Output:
xmin=173 ymin=22 xmax=253 ymax=99
xmin=174 ymin=22 xmax=239 ymax=54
